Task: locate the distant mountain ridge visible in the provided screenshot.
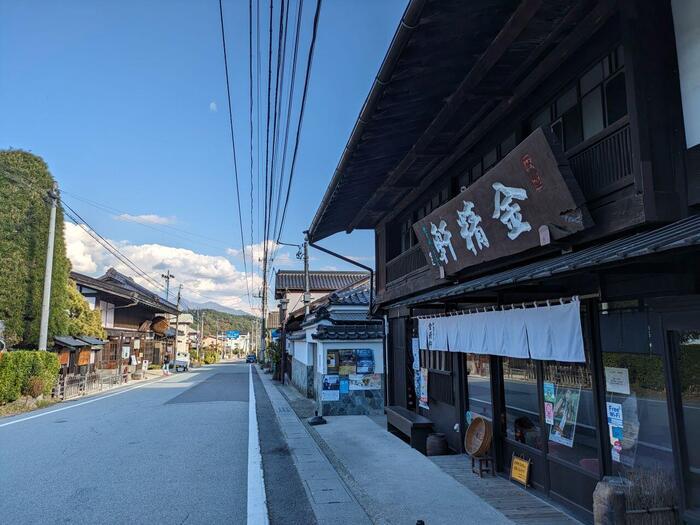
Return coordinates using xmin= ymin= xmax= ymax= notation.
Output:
xmin=186 ymin=300 xmax=251 ymax=317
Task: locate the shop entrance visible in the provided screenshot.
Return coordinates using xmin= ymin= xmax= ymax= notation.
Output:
xmin=485 ymin=303 xmax=603 ymax=517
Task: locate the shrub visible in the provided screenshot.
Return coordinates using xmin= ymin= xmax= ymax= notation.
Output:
xmin=0 ymin=350 xmax=60 ymax=404
xmin=203 ymin=351 xmax=219 ymax=364
xmin=26 ymin=377 xmax=45 ymax=398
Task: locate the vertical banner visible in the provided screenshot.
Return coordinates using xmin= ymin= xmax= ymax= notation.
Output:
xmin=411 ymin=337 xmax=420 ymax=370
xmin=419 ymin=367 xmax=429 ymax=410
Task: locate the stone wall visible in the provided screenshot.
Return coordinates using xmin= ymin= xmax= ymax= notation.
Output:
xmin=291 ymin=357 xmax=314 ymax=398
xmin=314 ymin=371 xmax=385 ymax=416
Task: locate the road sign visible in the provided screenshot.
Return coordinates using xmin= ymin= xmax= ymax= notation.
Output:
xmin=226 ymin=330 xmax=240 ymax=339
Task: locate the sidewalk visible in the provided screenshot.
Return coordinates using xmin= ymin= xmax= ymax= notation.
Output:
xmin=259 ymin=370 xmax=566 ymax=525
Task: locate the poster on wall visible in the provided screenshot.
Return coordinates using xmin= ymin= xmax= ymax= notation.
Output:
xmin=355 ymin=349 xmax=375 ymax=374
xmin=349 ymin=373 xmax=381 ymax=390
xmin=121 ymin=346 xmax=130 ymax=359
xmin=604 ymin=367 xmax=631 ymax=395
xmin=419 ymin=367 xmax=429 ymax=409
xmin=414 ymin=370 xmax=421 ymax=402
xmin=411 ymin=338 xmax=420 ymax=370
xmin=321 ymin=375 xmax=340 ymax=402
xmin=543 ymin=382 xmax=556 ymax=425
xmin=326 ymin=350 xmax=339 ymax=374
xmin=548 ymin=386 xmax=581 ymax=448
xmin=339 ymin=377 xmax=350 ymax=394
xmin=339 ymin=350 xmax=356 ymax=376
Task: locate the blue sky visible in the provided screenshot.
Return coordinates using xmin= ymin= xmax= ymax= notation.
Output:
xmin=0 ymin=0 xmax=406 ymax=312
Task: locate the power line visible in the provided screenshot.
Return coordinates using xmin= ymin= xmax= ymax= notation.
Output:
xmin=219 ymin=0 xmax=253 ymax=308
xmin=274 ymin=0 xmax=323 ymax=246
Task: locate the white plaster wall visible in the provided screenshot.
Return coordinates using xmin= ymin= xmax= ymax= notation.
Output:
xmin=673 ymin=0 xmax=700 ymax=147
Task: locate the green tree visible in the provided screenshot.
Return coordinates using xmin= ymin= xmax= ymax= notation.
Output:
xmin=0 ymin=150 xmax=71 ymax=347
xmin=65 ymin=280 xmax=105 ymax=339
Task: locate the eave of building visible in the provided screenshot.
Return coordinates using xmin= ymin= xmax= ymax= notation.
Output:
xmin=308 ymin=0 xmax=611 ymax=241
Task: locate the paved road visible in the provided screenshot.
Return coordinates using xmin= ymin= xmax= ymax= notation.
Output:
xmin=0 ymin=362 xmax=313 ymax=524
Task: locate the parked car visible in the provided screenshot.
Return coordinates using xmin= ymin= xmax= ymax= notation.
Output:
xmin=174 ymin=351 xmax=190 ymax=372
xmin=245 ymin=354 xmax=256 ymax=363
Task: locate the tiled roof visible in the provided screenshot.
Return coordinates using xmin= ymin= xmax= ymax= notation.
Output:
xmin=312 ymin=324 xmax=384 ymax=341
xmin=327 ymin=283 xmax=370 ymax=306
xmin=274 ymin=270 xmax=368 ymax=296
xmin=392 ymin=215 xmax=700 ymax=307
xmin=71 ymin=268 xmax=179 ymax=314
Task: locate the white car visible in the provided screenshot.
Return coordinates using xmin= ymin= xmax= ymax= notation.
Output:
xmin=174 ymin=351 xmax=190 ymax=372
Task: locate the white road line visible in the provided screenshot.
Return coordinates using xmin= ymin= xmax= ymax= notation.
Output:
xmin=0 ymin=376 xmax=169 ymax=428
xmin=247 ymin=365 xmax=269 ymax=525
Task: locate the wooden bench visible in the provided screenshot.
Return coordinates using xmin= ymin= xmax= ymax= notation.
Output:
xmin=385 ymin=405 xmax=433 ymax=455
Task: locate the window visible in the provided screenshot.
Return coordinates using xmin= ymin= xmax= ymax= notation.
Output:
xmin=503 ymin=358 xmax=541 ymax=448
xmin=528 ymin=45 xmax=627 ymax=149
xmin=500 ymin=133 xmax=516 ymax=158
xmin=483 ymin=147 xmax=498 ymax=171
xmin=466 ymin=354 xmax=492 ymax=420
xmin=674 ymin=330 xmax=700 ymax=509
xmin=600 ymin=307 xmax=678 ymax=509
xmin=542 ymin=355 xmax=599 ymax=474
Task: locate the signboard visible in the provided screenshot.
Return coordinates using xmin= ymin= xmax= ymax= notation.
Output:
xmin=413 ymin=128 xmax=591 ymax=276
xmin=59 ymin=351 xmax=70 ymax=366
xmin=348 ymin=373 xmax=381 ymax=390
xmin=226 ymin=330 xmax=240 ymax=339
xmin=321 ymin=375 xmax=340 ymax=401
xmin=510 ymin=454 xmax=531 ymax=486
xmin=77 ymin=350 xmax=90 ymax=366
xmin=121 ymin=346 xmax=130 ymax=359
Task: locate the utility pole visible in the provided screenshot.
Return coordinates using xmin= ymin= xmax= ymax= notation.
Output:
xmin=161 ymin=270 xmax=175 ymax=301
xmin=303 ymin=232 xmax=311 ymax=315
xmin=260 ymin=278 xmax=267 ymax=364
xmin=173 ymin=284 xmax=182 ymax=364
xmin=38 ymin=182 xmax=58 ymax=351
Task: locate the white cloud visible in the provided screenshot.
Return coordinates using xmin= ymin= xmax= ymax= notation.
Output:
xmin=65 ymin=223 xmax=261 ymax=314
xmin=114 ymin=213 xmax=176 ymax=225
xmin=209 ymin=101 xmax=217 ymax=112
xmin=227 ymin=239 xmax=298 ymax=269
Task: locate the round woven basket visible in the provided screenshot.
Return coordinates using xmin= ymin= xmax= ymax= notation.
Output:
xmin=151 ymin=316 xmax=169 ymax=336
xmin=465 ymin=417 xmax=492 ymax=457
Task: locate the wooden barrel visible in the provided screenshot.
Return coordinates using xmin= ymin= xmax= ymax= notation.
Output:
xmin=426 ymin=433 xmax=448 ymax=456
xmin=465 ymin=417 xmax=492 ymax=457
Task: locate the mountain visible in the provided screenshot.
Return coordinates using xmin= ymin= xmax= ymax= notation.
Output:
xmin=185 ymin=308 xmax=256 ymax=337
xmin=186 ymin=300 xmax=251 ymax=317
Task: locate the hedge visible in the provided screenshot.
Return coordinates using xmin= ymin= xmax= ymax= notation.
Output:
xmin=0 ymin=351 xmax=60 ymax=404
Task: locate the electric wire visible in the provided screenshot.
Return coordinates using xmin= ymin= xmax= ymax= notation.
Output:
xmin=218 ymin=0 xmax=253 ymax=309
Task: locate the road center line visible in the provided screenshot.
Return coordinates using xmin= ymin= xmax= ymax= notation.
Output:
xmin=247 ymin=365 xmax=269 ymax=525
xmin=0 ymin=376 xmax=170 ymax=428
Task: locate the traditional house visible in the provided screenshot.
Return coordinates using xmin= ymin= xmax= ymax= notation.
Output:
xmin=309 ymin=0 xmax=700 ymax=521
xmin=274 ymin=270 xmax=369 ymax=315
xmin=71 ymin=268 xmax=179 ymax=368
xmin=286 ymin=278 xmax=385 ymax=415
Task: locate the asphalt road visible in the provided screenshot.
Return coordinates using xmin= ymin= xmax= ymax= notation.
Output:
xmin=0 ymin=362 xmax=312 ymax=524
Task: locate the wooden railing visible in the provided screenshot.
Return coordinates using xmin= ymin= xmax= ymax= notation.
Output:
xmin=567 ymin=119 xmax=633 ymax=199
xmin=386 ymin=244 xmax=428 ymax=284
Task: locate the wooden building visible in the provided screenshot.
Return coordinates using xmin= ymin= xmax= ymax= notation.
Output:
xmin=71 ymin=268 xmax=179 ymax=369
xmin=308 ymin=0 xmax=700 ymax=521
